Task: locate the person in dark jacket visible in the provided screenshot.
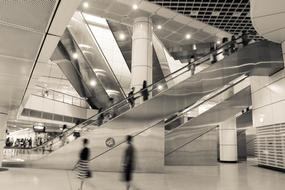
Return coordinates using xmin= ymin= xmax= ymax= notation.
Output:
xmin=128 ymin=87 xmax=135 ymax=108
xmin=77 ymin=138 xmax=91 ymax=190
xmin=122 ymin=135 xmax=136 ymax=190
xmin=241 ymin=30 xmax=249 ymax=47
xmin=97 ymin=107 xmax=104 ymax=126
xmin=140 ymin=80 xmax=149 ymax=101
xmin=230 ymin=35 xmax=237 ymax=54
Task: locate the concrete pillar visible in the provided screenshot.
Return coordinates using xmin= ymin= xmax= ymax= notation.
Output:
xmin=131 ymin=17 xmax=153 ymax=99
xmin=0 ymin=108 xmax=8 ymax=167
xmin=219 ymin=117 xmax=237 ymax=162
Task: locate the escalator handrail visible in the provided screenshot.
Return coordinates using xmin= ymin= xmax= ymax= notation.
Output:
xmin=86 ymin=75 xmax=248 ymax=163
xmin=13 ymin=34 xmax=246 ymax=151
xmin=165 ymin=75 xmax=249 ymax=135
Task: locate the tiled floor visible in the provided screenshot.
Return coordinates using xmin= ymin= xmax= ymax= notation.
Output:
xmin=0 ymin=162 xmax=284 ymax=190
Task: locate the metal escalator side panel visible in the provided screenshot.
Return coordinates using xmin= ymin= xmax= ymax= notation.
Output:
xmin=69 ymin=12 xmax=129 ymax=101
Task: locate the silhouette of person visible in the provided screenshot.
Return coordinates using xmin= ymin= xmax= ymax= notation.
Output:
xmin=109 ymin=97 xmax=116 ymax=119
xmin=230 ymin=35 xmax=237 ymax=54
xmin=97 ymin=107 xmax=104 ymax=126
xmin=140 ymin=80 xmax=149 ymax=101
xmin=122 ymin=135 xmax=136 ymax=190
xmin=210 ymin=44 xmax=217 ymax=64
xmin=128 ymin=87 xmax=135 ymax=108
xmin=241 ymin=30 xmax=249 ymax=47
xmin=77 ymin=138 xmax=91 ymax=190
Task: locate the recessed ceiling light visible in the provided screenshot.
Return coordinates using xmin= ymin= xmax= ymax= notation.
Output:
xmin=72 ymin=53 xmax=79 ymax=59
xmin=185 ymin=34 xmax=191 ymax=39
xmin=190 ymin=11 xmax=199 ymax=16
xmin=211 ymin=11 xmax=220 ymax=16
xmin=216 ymin=40 xmax=221 ymax=45
xmin=232 ymin=12 xmax=242 ymax=17
xmin=157 ymin=25 xmax=162 ymax=30
xmin=132 ymin=4 xmax=138 ymax=10
xmin=158 ymin=85 xmax=163 ymax=90
xmin=119 ymin=33 xmax=126 ymax=40
xmin=83 ymin=2 xmax=89 ymax=9
xmin=90 ymin=80 xmax=96 ymax=87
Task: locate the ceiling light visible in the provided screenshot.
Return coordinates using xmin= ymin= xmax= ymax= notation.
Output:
xmin=157 ymin=25 xmax=162 ymax=30
xmin=211 ymin=11 xmax=220 ymax=16
xmin=119 ymin=33 xmax=126 ymax=40
xmin=83 ymin=2 xmax=89 ymax=9
xmin=216 ymin=40 xmax=221 ymax=45
xmin=193 ymin=44 xmax=197 ymax=50
xmin=158 ymin=85 xmax=163 ymax=90
xmin=90 ymin=80 xmax=96 ymax=87
xmin=72 ymin=53 xmax=79 ymax=59
xmin=185 ymin=34 xmax=191 ymax=40
xmin=190 ymin=11 xmax=199 ymax=16
xmin=132 ymin=4 xmax=138 ymax=10
xmin=232 ymin=12 xmax=242 ymax=17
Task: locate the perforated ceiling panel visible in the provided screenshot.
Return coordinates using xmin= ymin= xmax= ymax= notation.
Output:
xmin=0 ymin=0 xmax=59 ymax=110
xmin=0 ymin=0 xmax=57 ymax=33
xmin=149 ymin=0 xmax=261 ymax=39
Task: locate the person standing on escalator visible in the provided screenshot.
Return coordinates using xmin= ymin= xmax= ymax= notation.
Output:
xmin=140 ymin=80 xmax=149 ymax=101
xmin=128 ymin=87 xmax=136 ymax=108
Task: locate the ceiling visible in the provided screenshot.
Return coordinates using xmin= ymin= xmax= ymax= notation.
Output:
xmin=148 ymin=0 xmax=262 ymax=39
xmin=79 ymin=0 xmax=231 ymax=50
xmin=0 ymin=0 xmax=59 ymax=111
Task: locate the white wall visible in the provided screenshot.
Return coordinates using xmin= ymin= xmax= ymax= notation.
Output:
xmin=24 ymin=95 xmax=88 ymax=119
xmin=251 ymin=43 xmax=285 ymax=127
xmin=251 ymin=70 xmax=285 ymax=127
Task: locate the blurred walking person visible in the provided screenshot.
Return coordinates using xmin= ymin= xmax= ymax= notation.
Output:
xmin=77 ymin=138 xmax=91 ymax=190
xmin=122 ymin=135 xmax=136 ymax=190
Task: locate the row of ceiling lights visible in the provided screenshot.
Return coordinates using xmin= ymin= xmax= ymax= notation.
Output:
xmin=81 ymin=1 xmax=222 ymax=51
xmin=81 ymin=1 xmax=193 ymax=41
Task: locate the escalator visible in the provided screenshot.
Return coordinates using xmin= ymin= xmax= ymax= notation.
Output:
xmin=52 ymin=12 xmax=129 ymax=109
xmin=3 ymin=39 xmax=283 ymax=171
xmin=164 ymin=75 xmax=251 ymax=165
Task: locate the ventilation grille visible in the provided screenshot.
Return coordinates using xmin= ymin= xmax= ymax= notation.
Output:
xmin=21 ymin=108 xmax=85 ymax=124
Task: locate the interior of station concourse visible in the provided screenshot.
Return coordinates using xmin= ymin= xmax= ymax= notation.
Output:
xmin=1 ymin=0 xmax=285 ymax=189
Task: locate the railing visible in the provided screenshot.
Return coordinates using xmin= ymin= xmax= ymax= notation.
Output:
xmin=3 ymin=34 xmax=247 ymax=161
xmin=164 ymin=74 xmax=248 ymax=134
xmin=32 ymin=85 xmax=89 ymax=108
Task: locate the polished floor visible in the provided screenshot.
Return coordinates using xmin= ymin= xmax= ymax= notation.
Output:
xmin=0 ymin=162 xmax=284 ymax=190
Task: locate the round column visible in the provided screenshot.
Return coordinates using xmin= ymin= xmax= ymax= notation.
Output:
xmin=0 ymin=108 xmax=8 ymax=167
xmin=131 ymin=17 xmax=153 ymax=101
xmin=219 ymin=117 xmax=237 ymax=162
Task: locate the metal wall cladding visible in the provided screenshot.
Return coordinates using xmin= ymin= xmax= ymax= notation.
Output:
xmin=165 ymin=125 xmax=218 ymax=166
xmin=28 ymin=120 xmax=165 ymax=172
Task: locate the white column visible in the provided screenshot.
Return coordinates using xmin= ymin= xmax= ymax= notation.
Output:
xmin=0 ymin=108 xmax=8 ymax=167
xmin=219 ymin=117 xmax=237 ymax=162
xmin=131 ymin=17 xmax=153 ymax=96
